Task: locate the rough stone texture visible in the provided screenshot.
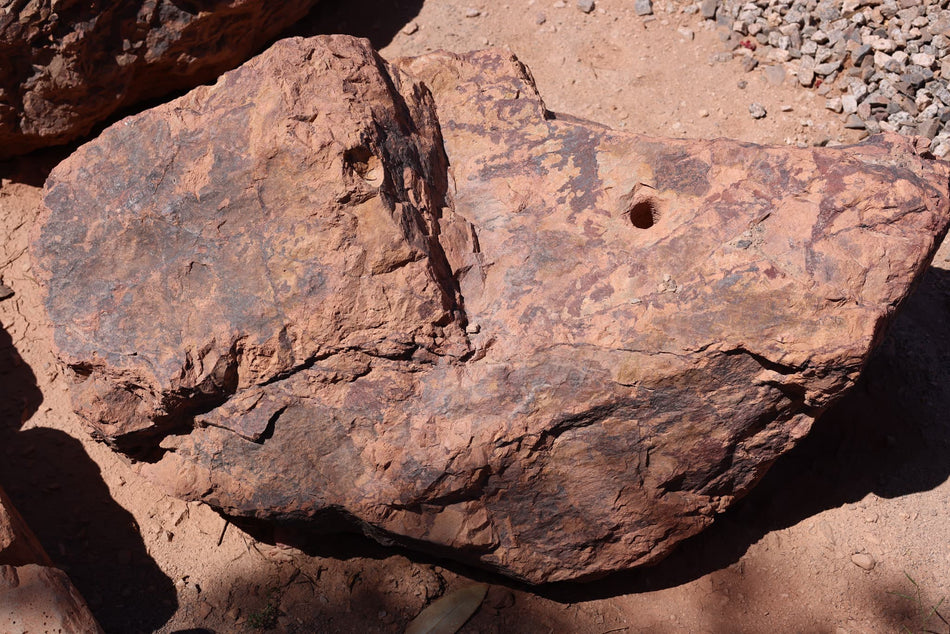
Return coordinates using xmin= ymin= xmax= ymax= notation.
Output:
xmin=34 ymin=35 xmax=950 ymax=583
xmin=0 ymin=486 xmax=104 ymax=633
xmin=0 ymin=0 xmax=320 ymax=158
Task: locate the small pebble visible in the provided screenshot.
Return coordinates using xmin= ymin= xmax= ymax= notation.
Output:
xmin=910 ymin=53 xmax=935 ymax=68
xmin=577 ymin=0 xmax=594 ymax=13
xmin=841 ymin=95 xmax=858 ymax=114
xmin=919 ymin=119 xmax=941 ymax=140
xmin=844 ymin=114 xmax=866 ymax=129
xmin=401 ymin=22 xmax=419 ymax=35
xmin=464 ymin=8 xmax=481 ymax=17
xmin=699 ymin=108 xmax=710 ymax=117
xmin=634 ymin=0 xmax=653 ymax=16
xmin=764 ymin=65 xmax=785 ymax=85
xmin=749 ymin=103 xmax=767 ymax=119
xmin=700 ymin=0 xmax=718 ymax=20
xmin=798 ymin=67 xmax=815 ymax=87
xmin=851 ymin=552 xmax=876 ymax=571
xmin=814 ymin=61 xmax=841 ymax=76
xmin=852 ymin=44 xmax=872 ymax=64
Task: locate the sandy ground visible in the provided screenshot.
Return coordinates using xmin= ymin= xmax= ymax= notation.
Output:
xmin=1 ymin=1 xmax=949 ymax=632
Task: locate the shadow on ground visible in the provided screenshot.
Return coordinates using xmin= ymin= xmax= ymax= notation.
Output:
xmin=0 ymin=145 xmax=72 ymax=187
xmin=189 ymin=550 xmax=580 ymax=633
xmin=285 ymin=0 xmax=424 ymax=49
xmin=0 ymin=325 xmax=177 ymax=632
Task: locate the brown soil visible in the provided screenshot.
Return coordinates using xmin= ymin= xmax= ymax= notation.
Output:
xmin=2 ymin=1 xmax=949 ymax=632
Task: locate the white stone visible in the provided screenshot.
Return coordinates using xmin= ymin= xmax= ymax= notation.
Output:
xmin=910 ymin=53 xmax=936 ymax=68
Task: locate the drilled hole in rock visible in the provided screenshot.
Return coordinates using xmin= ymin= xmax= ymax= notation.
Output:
xmin=629 ymin=198 xmax=659 ymax=229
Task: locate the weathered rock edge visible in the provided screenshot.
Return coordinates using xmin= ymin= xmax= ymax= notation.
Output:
xmin=0 ymin=0 xmax=320 ymax=158
xmin=33 ymin=35 xmax=950 ymax=583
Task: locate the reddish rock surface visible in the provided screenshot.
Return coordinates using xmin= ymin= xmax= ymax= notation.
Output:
xmin=33 ymin=35 xmax=950 ymax=583
xmin=0 ymin=0 xmax=320 ymax=158
xmin=1 ymin=485 xmax=104 ymax=633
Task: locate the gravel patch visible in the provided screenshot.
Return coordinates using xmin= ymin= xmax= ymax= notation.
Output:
xmin=701 ymin=0 xmax=950 ymax=157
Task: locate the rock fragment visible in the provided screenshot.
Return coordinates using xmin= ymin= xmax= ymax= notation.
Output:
xmin=764 ymin=65 xmax=786 ymax=85
xmin=799 ymin=66 xmax=816 ymax=87
xmin=841 ymin=95 xmax=858 ymax=114
xmin=845 ymin=114 xmax=868 ymax=129
xmin=851 ymin=552 xmax=876 ymax=571
xmin=919 ymin=118 xmax=941 ymax=139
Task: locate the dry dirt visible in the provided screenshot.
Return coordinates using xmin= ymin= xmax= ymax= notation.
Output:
xmin=1 ymin=1 xmax=949 ymax=632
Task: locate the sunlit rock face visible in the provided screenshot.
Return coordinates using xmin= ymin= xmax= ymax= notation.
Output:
xmin=34 ymin=35 xmax=950 ymax=583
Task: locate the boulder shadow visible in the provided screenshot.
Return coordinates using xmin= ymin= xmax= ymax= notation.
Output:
xmin=284 ymin=0 xmax=425 ymax=49
xmin=0 ymin=145 xmax=72 ymax=187
xmin=0 ymin=324 xmax=178 ymax=632
xmin=539 ymin=263 xmax=950 ymax=600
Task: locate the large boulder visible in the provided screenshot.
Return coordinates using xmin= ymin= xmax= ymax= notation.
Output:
xmin=33 ymin=35 xmax=950 ymax=583
xmin=0 ymin=0 xmax=320 ymax=157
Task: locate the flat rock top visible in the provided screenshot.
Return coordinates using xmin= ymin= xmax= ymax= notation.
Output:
xmin=34 ymin=35 xmax=950 ymax=583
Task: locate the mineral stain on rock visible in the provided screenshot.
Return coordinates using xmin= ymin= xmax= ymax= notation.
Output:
xmin=33 ymin=35 xmax=950 ymax=583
